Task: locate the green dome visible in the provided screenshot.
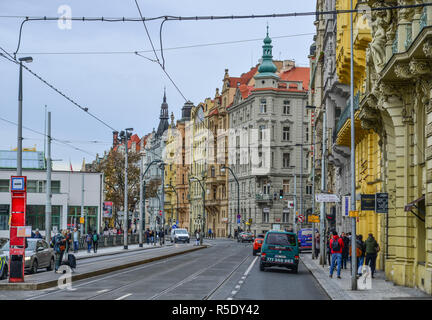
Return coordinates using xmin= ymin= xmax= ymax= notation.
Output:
xmin=257 ymin=26 xmax=277 ymax=75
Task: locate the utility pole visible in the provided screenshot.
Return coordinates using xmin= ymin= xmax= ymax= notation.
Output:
xmin=293 ymin=174 xmax=297 ymax=233
xmin=81 ymin=173 xmax=84 ymax=235
xmin=160 ymin=163 xmax=165 ymax=245
xmin=45 ymin=111 xmax=52 ymax=242
xmin=311 ymin=123 xmax=316 ymax=259
xmin=300 ymin=100 xmax=304 ymax=232
xmin=320 ymin=108 xmax=327 ymax=266
xmin=121 ymin=128 xmax=133 ymax=249
xmin=139 ymin=154 xmax=144 ymax=247
xmin=350 ymin=0 xmax=357 ymax=290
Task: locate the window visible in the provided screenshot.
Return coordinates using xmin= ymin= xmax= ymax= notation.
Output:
xmin=283 ymin=153 xmax=290 ymax=168
xmin=283 ymin=211 xmax=289 ymax=223
xmin=306 ymin=185 xmax=313 ymax=195
xmin=283 ymin=126 xmax=290 ymax=141
xmin=262 ymin=210 xmax=269 ymax=223
xmin=283 ymin=179 xmax=290 ymax=195
xmin=260 ymin=99 xmax=267 ymax=113
xmin=259 ymin=125 xmax=266 ymax=140
xmin=306 ymin=127 xmax=309 ymax=142
xmin=0 ymin=180 xmax=9 ymax=192
xmin=267 ymin=233 xmax=296 ymax=246
xmin=283 ymin=100 xmax=290 ymax=114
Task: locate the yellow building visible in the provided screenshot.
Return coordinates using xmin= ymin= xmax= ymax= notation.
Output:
xmin=335 ymin=0 xmax=432 ymax=294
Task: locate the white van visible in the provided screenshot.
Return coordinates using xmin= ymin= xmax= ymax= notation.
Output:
xmin=170 ymin=228 xmax=190 ymax=243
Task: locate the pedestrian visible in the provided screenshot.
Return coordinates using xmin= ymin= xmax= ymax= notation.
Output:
xmin=92 ymin=230 xmax=99 ymax=253
xmin=159 ymin=229 xmax=164 ymax=245
xmin=72 ymin=227 xmax=79 ymax=253
xmin=329 ymin=230 xmax=344 ymax=279
xmin=65 ymin=229 xmax=72 ymax=253
xmin=354 ymin=234 xmax=365 ymax=276
xmin=85 ymin=230 xmax=93 ymax=253
xmin=195 ymin=230 xmax=200 ymax=246
xmin=54 ymin=230 xmax=66 ymax=273
xmin=314 ymin=232 xmax=320 ymax=259
xmin=33 ymin=229 xmax=42 ymax=239
xmin=364 ymin=233 xmax=379 ymax=278
xmin=208 ymin=228 xmax=212 ymax=239
xmin=326 ymin=234 xmax=331 ymax=266
xmin=145 ymin=229 xmax=150 ymax=245
xmin=341 ymin=232 xmax=350 ymax=269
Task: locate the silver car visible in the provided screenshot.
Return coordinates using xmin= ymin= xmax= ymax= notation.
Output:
xmin=1 ymin=238 xmax=55 ymax=274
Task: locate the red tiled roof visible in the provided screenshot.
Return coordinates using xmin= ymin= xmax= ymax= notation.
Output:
xmin=228 ymin=66 xmax=258 ymax=88
xmin=226 ymin=102 xmax=233 ymax=110
xmin=239 ymin=84 xmax=254 ymax=99
xmin=279 ymin=67 xmax=310 ymax=91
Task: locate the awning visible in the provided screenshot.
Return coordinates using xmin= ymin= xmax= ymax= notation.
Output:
xmin=404 ymin=195 xmax=425 ymax=222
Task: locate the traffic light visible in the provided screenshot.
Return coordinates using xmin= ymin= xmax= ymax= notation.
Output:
xmin=156 ymin=216 xmax=161 ymax=224
xmin=279 ymin=189 xmax=283 ymax=199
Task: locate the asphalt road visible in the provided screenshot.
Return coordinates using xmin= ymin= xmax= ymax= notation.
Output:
xmin=0 ymin=239 xmax=329 ymax=300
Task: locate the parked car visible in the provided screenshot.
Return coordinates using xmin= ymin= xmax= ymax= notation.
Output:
xmin=252 ymin=235 xmax=265 ymax=256
xmin=237 ymin=232 xmax=254 ymax=243
xmin=259 ymin=231 xmax=299 ymax=273
xmin=170 ymin=228 xmax=190 ymax=243
xmin=1 ymin=239 xmax=55 ymax=274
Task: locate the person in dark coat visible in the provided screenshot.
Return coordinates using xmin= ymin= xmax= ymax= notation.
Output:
xmin=341 ymin=232 xmax=350 ymax=269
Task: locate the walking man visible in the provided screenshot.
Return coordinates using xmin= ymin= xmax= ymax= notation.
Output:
xmin=329 ymin=230 xmax=344 ymax=279
xmin=341 ymin=232 xmax=350 ymax=269
xmin=195 ymin=230 xmax=200 ymax=246
xmin=365 ymin=233 xmax=379 ymax=278
xmin=54 ymin=230 xmax=66 ymax=273
xmin=86 ymin=230 xmax=92 ymax=253
xmin=92 ymin=230 xmax=99 ymax=253
xmin=72 ymin=227 xmax=79 ymax=253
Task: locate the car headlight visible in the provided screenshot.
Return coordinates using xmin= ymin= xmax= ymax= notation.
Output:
xmin=25 ymin=256 xmax=31 ymax=261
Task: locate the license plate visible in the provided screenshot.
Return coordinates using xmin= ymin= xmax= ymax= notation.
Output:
xmin=275 ymin=255 xmax=286 ymax=258
xmin=267 ymin=257 xmax=293 ymax=263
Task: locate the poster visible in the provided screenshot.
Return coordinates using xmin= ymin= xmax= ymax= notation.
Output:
xmin=103 ymin=201 xmax=113 ymax=218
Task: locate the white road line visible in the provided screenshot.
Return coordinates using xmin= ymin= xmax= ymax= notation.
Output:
xmin=227 ymin=297 xmax=233 ymax=300
xmin=244 ymin=256 xmax=259 ymax=276
xmin=238 ymin=280 xmax=243 ymax=284
xmin=116 ymin=293 xmax=132 ymax=300
xmin=235 ymin=285 xmax=240 ymax=289
xmin=231 ymin=290 xmax=237 ymax=295
xmin=97 ymin=289 xmax=109 ymax=294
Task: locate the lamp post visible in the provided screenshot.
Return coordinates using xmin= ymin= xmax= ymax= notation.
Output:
xmin=120 ymin=128 xmax=133 ymax=249
xmin=189 ymin=176 xmax=205 ymax=245
xmin=306 ymin=105 xmax=317 ymax=259
xmin=221 ymin=165 xmax=239 ymax=237
xmin=17 ymin=56 xmax=32 ymax=176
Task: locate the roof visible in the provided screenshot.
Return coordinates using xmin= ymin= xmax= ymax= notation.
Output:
xmin=228 ymin=66 xmax=258 ymax=88
xmin=279 ymin=66 xmax=310 ymax=91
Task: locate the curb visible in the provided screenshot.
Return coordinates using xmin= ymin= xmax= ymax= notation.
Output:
xmin=0 ymin=245 xmax=208 ymax=291
xmin=300 ymin=255 xmax=336 ymax=300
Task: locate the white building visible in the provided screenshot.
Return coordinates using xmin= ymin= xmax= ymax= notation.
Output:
xmin=0 ymin=169 xmax=104 ymax=238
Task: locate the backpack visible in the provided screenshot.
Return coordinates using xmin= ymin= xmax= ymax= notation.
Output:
xmin=86 ymin=234 xmax=92 ymax=242
xmin=331 ymin=238 xmax=341 ymax=252
xmin=93 ymin=234 xmax=98 ymax=242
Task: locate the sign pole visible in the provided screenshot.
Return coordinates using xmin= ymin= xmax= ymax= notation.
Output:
xmin=45 ymin=112 xmax=52 ymax=243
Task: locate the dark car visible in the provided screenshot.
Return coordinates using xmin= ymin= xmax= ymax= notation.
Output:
xmin=237 ymin=232 xmax=254 ymax=243
xmin=259 ymin=231 xmax=299 ymax=273
xmin=1 ymin=239 xmax=55 ymax=274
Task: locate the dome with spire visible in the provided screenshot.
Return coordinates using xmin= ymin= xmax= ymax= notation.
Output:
xmin=156 ymin=88 xmax=169 ymax=137
xmin=255 ymin=26 xmax=279 ymax=82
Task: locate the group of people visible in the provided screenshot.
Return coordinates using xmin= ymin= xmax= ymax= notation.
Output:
xmin=314 ymin=230 xmax=380 ymax=279
xmin=144 ymin=229 xmax=165 ymax=245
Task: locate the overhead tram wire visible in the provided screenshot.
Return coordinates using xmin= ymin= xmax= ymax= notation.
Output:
xmin=0 ymin=116 xmax=96 ymax=157
xmin=0 ymin=45 xmax=119 ymax=133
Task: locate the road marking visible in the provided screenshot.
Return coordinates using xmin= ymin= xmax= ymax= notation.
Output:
xmin=231 ymin=290 xmax=237 ymax=295
xmin=244 ymin=256 xmax=259 ymax=276
xmin=227 ymin=297 xmax=233 ymax=300
xmin=97 ymin=289 xmax=109 ymax=294
xmin=238 ymin=280 xmax=243 ymax=284
xmin=116 ymin=293 xmax=132 ymax=300
xmin=235 ymin=285 xmax=240 ymax=289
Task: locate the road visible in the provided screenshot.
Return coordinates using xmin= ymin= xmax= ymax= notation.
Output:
xmin=0 ymin=239 xmax=329 ymax=300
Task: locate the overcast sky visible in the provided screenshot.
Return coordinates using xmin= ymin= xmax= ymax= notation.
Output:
xmin=0 ymin=0 xmax=315 ymax=170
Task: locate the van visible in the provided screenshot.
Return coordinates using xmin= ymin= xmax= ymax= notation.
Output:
xmin=297 ymin=228 xmax=317 ymax=252
xmin=170 ymin=228 xmax=190 ymax=243
xmin=259 ymin=231 xmax=299 ymax=273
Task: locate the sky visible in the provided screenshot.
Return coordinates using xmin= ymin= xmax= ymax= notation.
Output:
xmin=0 ymin=0 xmax=315 ymax=170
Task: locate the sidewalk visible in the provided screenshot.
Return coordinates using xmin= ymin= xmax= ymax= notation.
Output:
xmin=301 ymin=253 xmax=431 ymax=300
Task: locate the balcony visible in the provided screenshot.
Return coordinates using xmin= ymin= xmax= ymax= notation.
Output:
xmin=255 ymin=194 xmax=273 ymax=203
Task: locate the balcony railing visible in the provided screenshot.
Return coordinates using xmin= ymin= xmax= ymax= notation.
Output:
xmin=334 ymin=92 xmax=360 ymax=141
xmin=255 ymin=194 xmax=272 ymax=202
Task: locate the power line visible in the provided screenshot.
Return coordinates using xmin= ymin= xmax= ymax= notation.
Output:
xmin=0 ymin=45 xmax=119 ymax=133
xmin=0 ymin=116 xmax=96 ymax=157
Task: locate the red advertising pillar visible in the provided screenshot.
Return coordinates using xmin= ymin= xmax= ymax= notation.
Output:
xmin=9 ymin=176 xmax=27 ymax=283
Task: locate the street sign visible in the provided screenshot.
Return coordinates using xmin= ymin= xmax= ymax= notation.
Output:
xmin=298 ymin=215 xmax=305 ymax=223
xmin=361 ymin=194 xmax=375 ymax=211
xmin=80 ymin=217 xmax=85 ymax=224
xmin=308 ymin=215 xmax=320 ymax=223
xmin=315 ymin=193 xmax=340 ymax=202
xmin=287 ymin=201 xmax=294 ymax=208
xmin=375 ymin=193 xmax=388 ymax=213
xmin=349 ymin=210 xmax=359 ymax=217
xmin=342 ymin=196 xmax=350 ymax=217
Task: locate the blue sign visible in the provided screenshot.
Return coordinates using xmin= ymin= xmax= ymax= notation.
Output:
xmin=172 ymin=224 xmax=177 ymax=229
xmin=237 ymin=218 xmax=241 ymax=224
xmin=11 ymin=177 xmax=25 ymax=191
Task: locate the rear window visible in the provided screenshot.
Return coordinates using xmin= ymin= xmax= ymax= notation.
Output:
xmin=301 ymin=230 xmax=312 ymax=236
xmin=266 ymin=233 xmax=297 ymax=246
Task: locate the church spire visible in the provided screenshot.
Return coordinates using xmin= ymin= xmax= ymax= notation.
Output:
xmin=156 ymin=89 xmax=169 ymax=137
xmin=257 ymin=25 xmax=277 ymax=75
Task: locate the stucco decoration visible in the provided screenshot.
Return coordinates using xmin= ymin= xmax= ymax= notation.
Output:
xmin=422 ymin=39 xmax=432 ymax=58
xmin=369 ymin=2 xmax=393 ymax=73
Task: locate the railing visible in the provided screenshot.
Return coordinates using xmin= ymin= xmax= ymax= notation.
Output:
xmin=255 ymin=194 xmax=272 ymax=201
xmin=72 ymin=234 xmax=144 ymax=251
xmin=334 ymin=92 xmax=360 ymax=139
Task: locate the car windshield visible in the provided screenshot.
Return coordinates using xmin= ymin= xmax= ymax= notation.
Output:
xmin=0 ymin=240 xmax=37 ymax=252
xmin=266 ymin=233 xmax=297 ymax=246
xmin=176 ymin=230 xmax=188 ymax=234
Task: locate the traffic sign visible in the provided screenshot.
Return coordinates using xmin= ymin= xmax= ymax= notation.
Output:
xmin=315 ymin=194 xmax=340 ymax=202
xmin=349 ymin=210 xmax=359 ymax=217
xmin=308 ymin=215 xmax=320 ymax=223
xmin=298 ymin=215 xmax=305 ymax=223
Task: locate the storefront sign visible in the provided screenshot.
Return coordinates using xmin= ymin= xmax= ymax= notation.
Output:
xmin=375 ymin=193 xmax=388 ymax=213
xmin=361 ymin=194 xmax=376 ymax=211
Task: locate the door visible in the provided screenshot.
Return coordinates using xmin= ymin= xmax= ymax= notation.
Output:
xmin=37 ymin=240 xmax=49 ymax=267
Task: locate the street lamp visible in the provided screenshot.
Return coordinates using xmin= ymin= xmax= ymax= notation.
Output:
xmin=17 ymin=56 xmax=32 ymax=176
xmin=120 ymin=128 xmax=133 ymax=249
xmin=221 ymin=165 xmax=240 ymax=237
xmin=189 ymin=176 xmax=206 ymax=245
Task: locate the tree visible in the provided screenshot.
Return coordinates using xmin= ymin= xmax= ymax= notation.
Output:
xmin=93 ymin=149 xmax=141 ymax=227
